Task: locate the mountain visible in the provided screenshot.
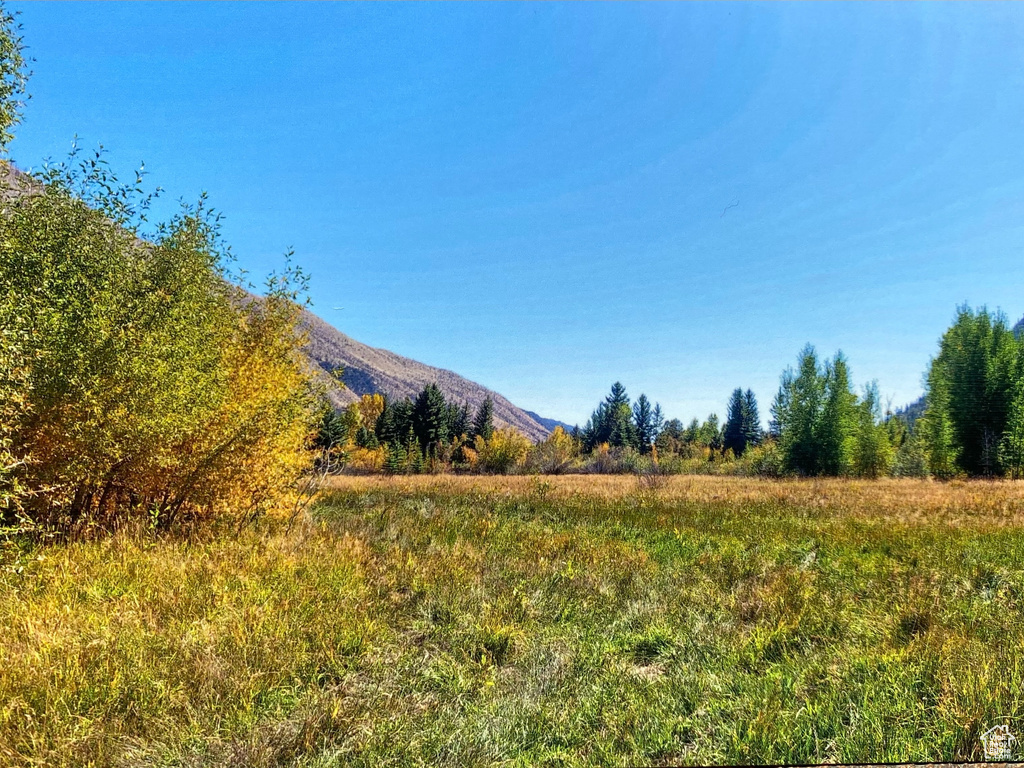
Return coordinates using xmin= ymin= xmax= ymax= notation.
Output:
xmin=524 ymin=411 xmax=576 ymax=434
xmin=302 ymin=311 xmax=557 ymax=442
xmin=894 ymin=396 xmax=925 ymax=431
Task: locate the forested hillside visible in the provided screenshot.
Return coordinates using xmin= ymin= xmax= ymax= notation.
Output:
xmin=302 ymin=311 xmax=553 ymax=442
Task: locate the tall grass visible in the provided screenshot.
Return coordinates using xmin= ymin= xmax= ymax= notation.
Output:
xmin=4 ymin=476 xmax=1024 ymax=765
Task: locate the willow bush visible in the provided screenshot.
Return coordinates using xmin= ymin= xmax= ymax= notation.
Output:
xmin=0 ymin=150 xmax=318 ymax=534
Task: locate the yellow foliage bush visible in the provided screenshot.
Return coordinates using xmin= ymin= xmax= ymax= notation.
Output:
xmin=346 ymin=446 xmax=386 ymax=473
xmin=528 ymin=426 xmax=579 ymax=474
xmin=475 ymin=427 xmax=531 ymax=474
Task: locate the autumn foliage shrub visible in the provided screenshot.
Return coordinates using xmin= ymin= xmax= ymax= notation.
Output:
xmin=0 ymin=152 xmax=318 ymax=534
xmin=527 ymin=426 xmax=578 ymax=474
xmin=475 ymin=427 xmax=531 ymax=474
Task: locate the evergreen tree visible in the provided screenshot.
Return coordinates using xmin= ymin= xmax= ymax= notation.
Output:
xmin=313 ymin=406 xmax=347 ymax=453
xmin=606 ymin=382 xmax=630 ymax=410
xmin=377 ymin=397 xmax=414 ymax=447
xmin=921 ymin=371 xmax=957 ymax=478
xmin=450 ymin=401 xmax=472 ymax=441
xmin=742 ymin=389 xmax=761 ymax=449
xmin=581 ymin=383 xmax=636 ymax=450
xmin=355 ymin=425 xmax=379 ymax=449
xmin=723 ymin=388 xmax=746 ymax=456
xmin=853 ymin=381 xmax=893 ymax=478
xmin=413 ymin=383 xmax=449 ymax=456
xmin=654 ymin=418 xmax=685 ymax=455
xmin=580 ymin=405 xmax=604 ymax=452
xmin=604 ymin=382 xmax=635 ymax=448
xmin=725 ymin=388 xmax=761 ymax=457
xmin=409 ymin=444 xmax=425 ymax=474
xmin=925 ymin=306 xmax=1019 ymax=476
xmin=1000 ymin=378 xmax=1024 ymax=479
xmin=632 ymin=394 xmax=658 ymax=453
xmin=384 ymin=443 xmax=405 ymax=474
xmin=818 ymin=352 xmax=858 ymax=476
xmin=776 ymin=345 xmax=826 ymax=475
xmin=608 ymin=402 xmax=636 ymax=448
xmin=472 ymin=395 xmax=495 ymax=441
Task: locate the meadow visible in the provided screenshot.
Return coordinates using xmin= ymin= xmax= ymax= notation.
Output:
xmin=4 ymin=475 xmax=1024 ymax=766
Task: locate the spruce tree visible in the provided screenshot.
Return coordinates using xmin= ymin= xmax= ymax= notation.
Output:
xmin=742 ymin=389 xmax=761 ymax=449
xmin=413 ymin=383 xmax=449 ymax=456
xmin=384 ymin=443 xmax=405 ymax=474
xmin=632 ymin=394 xmax=657 ymax=453
xmin=450 ymin=401 xmax=472 ymax=441
xmin=472 ymin=396 xmax=495 ymax=441
xmin=377 ymin=397 xmax=414 ymax=448
xmin=313 ymin=406 xmax=347 ymax=453
xmin=723 ymin=388 xmax=746 ymax=456
xmin=608 ymin=402 xmax=636 ymax=448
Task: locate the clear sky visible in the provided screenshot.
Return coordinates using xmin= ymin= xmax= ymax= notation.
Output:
xmin=9 ymin=2 xmax=1024 ymax=426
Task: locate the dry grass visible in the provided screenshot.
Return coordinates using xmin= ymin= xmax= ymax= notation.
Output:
xmin=4 ymin=475 xmax=1024 ymax=766
xmin=327 ymin=474 xmax=1024 ymax=526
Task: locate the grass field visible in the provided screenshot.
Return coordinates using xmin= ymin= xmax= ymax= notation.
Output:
xmin=4 ymin=475 xmax=1024 ymax=766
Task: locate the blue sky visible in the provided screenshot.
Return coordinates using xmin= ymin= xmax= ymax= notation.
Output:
xmin=10 ymin=2 xmax=1024 ymax=426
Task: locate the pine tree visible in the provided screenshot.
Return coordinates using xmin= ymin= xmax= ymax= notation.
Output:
xmin=723 ymin=388 xmax=746 ymax=456
xmin=632 ymin=394 xmax=657 ymax=454
xmin=472 ymin=396 xmax=495 ymax=441
xmin=742 ymin=389 xmax=761 ymax=449
xmin=450 ymin=401 xmax=472 ymax=441
xmin=384 ymin=443 xmax=405 ymax=474
xmin=413 ymin=383 xmax=449 ymax=456
xmin=377 ymin=397 xmax=414 ymax=447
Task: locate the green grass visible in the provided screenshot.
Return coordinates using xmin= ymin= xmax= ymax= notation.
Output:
xmin=4 ymin=476 xmax=1024 ymax=766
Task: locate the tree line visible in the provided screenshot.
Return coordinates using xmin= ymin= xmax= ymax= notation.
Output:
xmin=320 ymin=305 xmax=1024 ymax=480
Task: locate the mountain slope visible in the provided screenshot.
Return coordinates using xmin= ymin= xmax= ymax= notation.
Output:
xmin=302 ymin=311 xmax=554 ymax=442
xmin=524 ymin=410 xmax=576 ymax=434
